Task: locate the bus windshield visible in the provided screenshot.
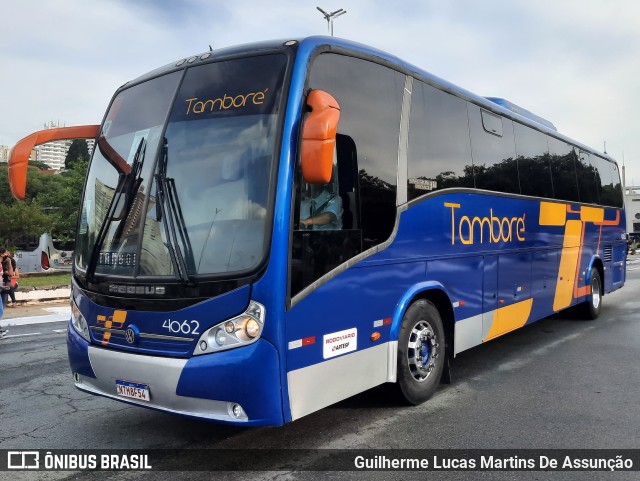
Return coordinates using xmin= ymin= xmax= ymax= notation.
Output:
xmin=75 ymin=54 xmax=288 ymax=279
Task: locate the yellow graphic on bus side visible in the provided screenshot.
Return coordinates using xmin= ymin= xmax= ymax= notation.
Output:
xmin=553 ymin=220 xmax=583 ymax=311
xmin=474 ymin=201 xmax=616 ymax=343
xmin=484 ymin=298 xmax=534 ymax=341
xmin=538 ymin=201 xmax=567 ymax=226
xmin=580 ymin=206 xmax=605 ymax=223
xmin=538 ymin=201 xmax=611 ymax=312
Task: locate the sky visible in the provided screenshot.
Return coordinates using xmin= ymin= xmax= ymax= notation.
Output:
xmin=2 ymin=0 xmax=640 ymax=183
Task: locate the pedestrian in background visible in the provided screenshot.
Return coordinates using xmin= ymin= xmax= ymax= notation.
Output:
xmin=1 ymin=248 xmax=13 ymax=308
xmin=0 ymin=247 xmax=8 ymax=338
xmin=5 ymin=251 xmax=19 ymax=307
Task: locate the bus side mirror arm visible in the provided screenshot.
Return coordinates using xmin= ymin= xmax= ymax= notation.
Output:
xmin=96 ymin=135 xmax=133 ymax=177
xmin=8 ymin=125 xmax=100 ymax=200
xmin=301 ymin=90 xmax=340 ymax=184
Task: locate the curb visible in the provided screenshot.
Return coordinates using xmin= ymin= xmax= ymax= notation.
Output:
xmin=16 ymin=284 xmax=71 ymax=292
xmin=13 ymin=286 xmax=71 ymax=306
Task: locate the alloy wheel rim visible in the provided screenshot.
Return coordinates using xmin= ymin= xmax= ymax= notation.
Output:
xmin=407 ymin=320 xmax=439 ymax=382
xmin=592 ymin=276 xmax=601 ymax=310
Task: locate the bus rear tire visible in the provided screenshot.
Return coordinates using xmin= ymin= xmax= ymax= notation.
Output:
xmin=581 ymin=268 xmax=602 ymax=320
xmin=396 ymin=299 xmax=445 ymax=405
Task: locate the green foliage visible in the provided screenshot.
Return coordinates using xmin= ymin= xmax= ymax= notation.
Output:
xmin=28 ymin=160 xmax=52 ymax=170
xmin=0 ymin=164 xmax=13 ymax=206
xmin=38 ymin=160 xmax=88 ymax=242
xmin=19 ymin=272 xmax=71 ymax=288
xmin=65 ymin=139 xmax=90 ymax=170
xmin=0 ymin=159 xmax=88 ymax=248
xmin=0 ymin=201 xmax=52 ymax=247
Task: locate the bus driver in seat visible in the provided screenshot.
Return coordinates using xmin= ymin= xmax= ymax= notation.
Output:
xmin=300 ymin=183 xmax=342 ymax=230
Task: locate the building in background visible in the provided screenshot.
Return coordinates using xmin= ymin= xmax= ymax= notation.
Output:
xmin=35 ymin=121 xmax=95 ymax=170
xmin=625 ymin=186 xmax=640 ymax=239
xmin=37 ymin=135 xmax=72 ymax=170
xmin=0 ymin=145 xmax=8 ymax=163
xmin=0 ymin=144 xmax=37 ymax=163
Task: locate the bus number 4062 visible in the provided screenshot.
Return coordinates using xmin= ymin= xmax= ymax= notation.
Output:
xmin=162 ymin=319 xmax=200 ymax=336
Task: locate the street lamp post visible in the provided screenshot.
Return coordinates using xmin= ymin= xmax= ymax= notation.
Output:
xmin=316 ymin=7 xmax=347 ymax=37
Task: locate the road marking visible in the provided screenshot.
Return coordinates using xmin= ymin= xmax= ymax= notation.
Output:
xmin=1 ymin=328 xmax=67 ymax=340
xmin=3 ymin=332 xmax=42 ymax=338
xmin=45 ymin=306 xmax=72 ymax=315
xmin=4 ymin=314 xmax=70 ymax=327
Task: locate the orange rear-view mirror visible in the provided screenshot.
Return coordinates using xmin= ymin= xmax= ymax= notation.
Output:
xmin=8 ymin=125 xmax=100 ymax=200
xmin=301 ymin=90 xmax=340 ymax=184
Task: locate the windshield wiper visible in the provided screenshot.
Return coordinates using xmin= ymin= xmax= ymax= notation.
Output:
xmin=155 ymin=138 xmax=196 ymax=285
xmin=86 ymin=137 xmax=146 ymax=283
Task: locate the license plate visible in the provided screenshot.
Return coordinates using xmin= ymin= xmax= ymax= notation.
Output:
xmin=115 ymin=380 xmax=150 ymax=402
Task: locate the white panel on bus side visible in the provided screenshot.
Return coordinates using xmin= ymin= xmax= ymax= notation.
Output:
xmin=287 ymin=343 xmax=389 ymax=421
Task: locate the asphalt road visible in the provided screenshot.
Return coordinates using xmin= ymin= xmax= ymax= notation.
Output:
xmin=1 ymin=264 xmax=639 ymax=480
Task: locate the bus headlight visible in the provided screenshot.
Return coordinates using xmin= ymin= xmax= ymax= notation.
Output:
xmin=194 ymin=301 xmax=265 ymax=355
xmin=71 ymin=300 xmax=91 ymax=342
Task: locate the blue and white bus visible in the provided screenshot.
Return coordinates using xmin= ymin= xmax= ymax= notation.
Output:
xmin=14 ymin=233 xmax=73 ymax=273
xmin=9 ymin=37 xmax=625 ymax=426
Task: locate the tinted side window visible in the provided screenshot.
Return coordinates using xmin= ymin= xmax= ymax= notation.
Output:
xmin=290 ymin=54 xmax=403 ymax=297
xmin=575 ymin=151 xmax=601 ymax=204
xmin=407 ymin=81 xmax=473 ymax=200
xmin=609 ymin=162 xmax=623 ymax=208
xmin=549 ymin=139 xmax=580 ymax=202
xmin=513 ymin=122 xmax=553 ymax=199
xmin=467 ymin=104 xmax=519 ymax=194
xmin=591 ymin=155 xmax=623 ymax=208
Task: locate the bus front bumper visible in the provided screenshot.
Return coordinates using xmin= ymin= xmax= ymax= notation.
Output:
xmin=67 ymin=323 xmax=284 ymax=426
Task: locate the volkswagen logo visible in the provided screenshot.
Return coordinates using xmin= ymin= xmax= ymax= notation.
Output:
xmin=125 ymin=325 xmax=140 ymax=345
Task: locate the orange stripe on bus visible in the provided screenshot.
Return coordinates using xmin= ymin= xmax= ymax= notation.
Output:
xmin=594 ymin=210 xmax=620 ymax=226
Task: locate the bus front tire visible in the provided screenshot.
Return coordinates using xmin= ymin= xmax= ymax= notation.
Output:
xmin=396 ymin=299 xmax=445 ymax=405
xmin=581 ymin=268 xmax=602 ymax=320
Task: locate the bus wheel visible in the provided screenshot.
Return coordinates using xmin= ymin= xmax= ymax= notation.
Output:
xmin=582 ymin=268 xmax=602 ymax=320
xmin=396 ymin=299 xmax=445 ymax=405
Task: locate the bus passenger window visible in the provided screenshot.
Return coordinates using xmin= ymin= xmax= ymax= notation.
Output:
xmin=514 ymin=122 xmax=553 ymax=199
xmin=575 ymin=151 xmax=600 ymax=205
xmin=549 ymin=139 xmax=580 ymax=203
xmin=608 ymin=163 xmax=623 ymax=208
xmin=468 ymin=104 xmax=519 ymax=194
xmin=591 ymin=155 xmax=623 ymax=208
xmin=407 ymin=80 xmax=473 ymax=200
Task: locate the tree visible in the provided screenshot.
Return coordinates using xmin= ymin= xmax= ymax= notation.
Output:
xmin=28 ymin=160 xmax=52 ymax=170
xmin=0 ymin=159 xmax=89 ymax=249
xmin=0 ymin=165 xmax=15 ymax=206
xmin=0 ymin=201 xmax=52 ymax=248
xmin=65 ymin=139 xmax=90 ymax=170
xmin=36 ymin=159 xmax=88 ymax=242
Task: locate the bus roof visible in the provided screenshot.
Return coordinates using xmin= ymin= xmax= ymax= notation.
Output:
xmin=484 ymin=97 xmax=557 ymax=132
xmin=124 ymin=36 xmax=616 ymax=164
